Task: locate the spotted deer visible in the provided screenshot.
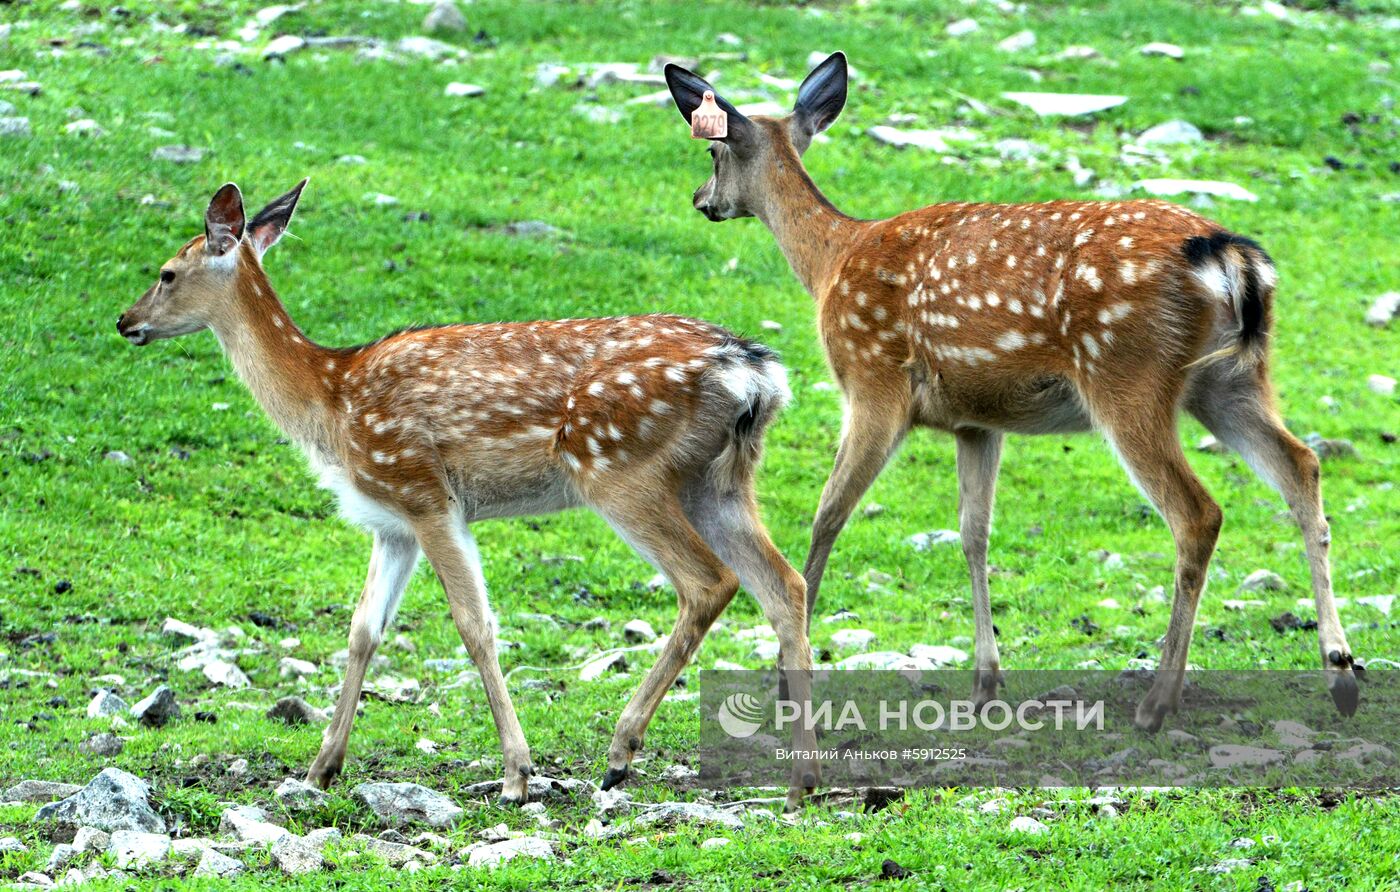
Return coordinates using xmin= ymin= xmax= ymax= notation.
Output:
xmin=118 ymin=181 xmax=819 ymax=807
xmin=664 ymin=53 xmax=1360 ymax=729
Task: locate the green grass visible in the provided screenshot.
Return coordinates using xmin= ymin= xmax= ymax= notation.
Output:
xmin=2 ymin=0 xmax=1399 ymax=888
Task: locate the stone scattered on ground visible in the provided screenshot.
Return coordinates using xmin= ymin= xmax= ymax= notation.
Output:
xmin=0 ymin=837 xmax=27 ymax=854
xmin=1133 ymin=178 xmax=1258 ymax=202
xmin=908 ymin=644 xmax=970 ymax=666
xmin=86 ymin=690 xmax=128 ymax=718
xmin=3 ymin=780 xmax=84 ymax=804
xmin=1367 ymin=374 xmax=1395 ymax=396
xmin=579 ymin=651 xmax=628 ymax=681
xmin=270 ymin=834 xmax=324 ymax=874
xmin=623 ymin=619 xmax=658 ymax=644
xmin=203 ymin=659 xmax=251 ymax=688
xmin=267 ymin=696 xmax=327 ymax=725
xmin=1140 ymin=42 xmax=1185 ymax=59
xmin=1303 ymin=432 xmax=1356 ymax=459
xmin=1059 ymin=45 xmax=1101 ymax=59
xmin=465 ymin=836 xmax=555 ymax=868
xmin=867 ymin=125 xmax=954 ymax=152
xmin=997 ymin=30 xmax=1036 ymax=52
xmin=1365 ymin=292 xmax=1399 ymax=327
xmin=1136 ymin=120 xmax=1204 ymax=146
xmin=423 ymin=0 xmax=466 ymax=33
xmin=151 ymin=145 xmax=206 ymax=163
xmin=395 ymin=36 xmax=465 ymax=60
xmin=35 ymin=768 xmax=165 ymax=834
xmin=64 ymin=118 xmax=105 ymax=137
xmin=46 ymin=843 xmax=77 ymax=874
xmin=279 ymin=656 xmax=317 ymax=678
xmin=109 ymin=830 xmax=171 ymax=869
xmin=909 ymin=529 xmax=961 ymax=551
xmin=1002 ymin=92 xmax=1128 ymax=116
xmin=1240 ymin=569 xmax=1286 ymax=592
xmin=0 ymin=116 xmax=32 ymax=138
xmin=354 ymin=783 xmax=464 ymax=828
xmin=72 ymin=827 xmax=110 ymax=855
xmin=444 ymin=82 xmax=485 ymax=97
xmin=836 ymin=651 xmax=938 ymax=671
xmin=1009 ymin=815 xmax=1049 ymax=835
xmin=162 ymin=617 xmax=215 ymax=642
xmin=194 ymin=847 xmax=246 ymax=878
xmin=219 ymin=805 xmax=291 ymax=844
xmin=275 ymin=777 xmax=329 ymax=812
xmin=830 ymin=628 xmax=877 ymax=652
xmin=1209 ymin=745 xmax=1285 ymax=768
xmin=130 ymin=686 xmax=180 ymax=727
xmin=946 ymin=18 xmax=980 ymax=37
xmin=700 ymin=836 xmax=731 ymax=849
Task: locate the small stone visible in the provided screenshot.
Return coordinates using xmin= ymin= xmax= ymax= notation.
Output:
xmin=862 ymin=502 xmax=885 ymax=518
xmin=263 ymin=34 xmax=306 ymax=59
xmin=995 ymin=138 xmax=1046 ymax=160
xmin=1140 ymin=42 xmax=1185 ymax=59
xmin=71 ymin=828 xmax=110 ymax=855
xmin=1209 ymin=745 xmax=1285 ymax=768
xmin=161 ymin=617 xmax=213 ymax=642
xmin=227 ymin=758 xmax=249 ymax=777
xmin=79 ymin=733 xmax=124 ymax=757
xmin=1202 ymin=858 xmax=1253 ymax=874
xmin=130 ymin=686 xmax=180 ymax=727
xmin=592 ymin=788 xmax=633 ymax=818
xmin=1133 ymin=178 xmax=1257 ymax=202
xmin=270 ymin=834 xmax=324 ymax=874
xmin=15 ymin=872 xmax=52 ymax=887
xmin=46 ymin=844 xmax=78 ymax=874
xmin=1364 ymin=292 xmax=1399 ymax=327
xmin=759 ymin=319 xmax=783 ymax=332
xmin=466 ymin=836 xmax=555 ymax=868
xmin=868 ymin=126 xmax=953 ymax=152
xmin=1009 ymin=816 xmax=1049 ymax=835
xmin=275 ymin=778 xmax=329 ymax=812
xmin=1240 ymin=569 xmax=1286 ymax=592
xmin=908 ymin=529 xmax=960 ymax=551
xmin=0 ymin=116 xmax=32 ymax=138
xmin=1368 ymin=374 xmax=1396 ymax=396
xmin=1002 ymin=92 xmax=1128 ymax=117
xmin=573 ymin=104 xmax=622 ymax=125
xmin=444 ymin=82 xmax=484 ymax=98
xmin=64 ymin=118 xmax=104 ymax=137
xmin=151 ymin=145 xmax=205 ymax=164
xmin=365 ymin=192 xmax=398 ymax=206
xmin=194 ymin=847 xmax=245 ymax=878
xmin=337 ymin=154 xmax=367 ymax=165
xmin=35 ymin=768 xmax=164 ymax=834
xmin=108 ymin=830 xmax=171 ymax=869
xmin=909 ymin=644 xmax=969 ymax=666
xmin=354 ymin=835 xmax=435 ymax=866
xmin=0 ymin=838 xmax=28 ymax=854
xmin=997 ymin=30 xmax=1036 ymax=52
xmin=1059 ymin=45 xmax=1100 ymax=60
xmin=279 ymin=656 xmax=317 ymax=678
xmin=946 ymin=18 xmax=980 ymax=36
xmin=86 ymin=690 xmax=128 ymax=718
xmin=700 ymin=836 xmax=731 ymax=849
xmin=1137 ymin=120 xmax=1204 ymax=146
xmin=579 ymin=651 xmax=627 ymax=681
xmin=219 ymin=805 xmax=290 ymax=844
xmin=423 ymin=1 xmax=467 ymax=34
xmin=1303 ymin=432 xmax=1356 ymax=459
xmin=202 ymin=659 xmax=250 ymax=688
xmin=830 ymin=629 xmax=877 ymax=652
xmin=622 ymin=619 xmax=658 ymax=644
xmin=354 ymin=783 xmax=463 ymax=828
xmin=1197 ymin=434 xmax=1228 ymax=454
xmin=396 ymin=36 xmax=463 ymax=60
xmin=1357 ymin=595 xmax=1395 ymax=616
xmin=267 ymin=696 xmax=327 ymax=725
xmin=2 ymin=781 xmax=83 ymax=803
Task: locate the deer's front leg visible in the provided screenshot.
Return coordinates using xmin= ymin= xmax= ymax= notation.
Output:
xmin=415 ymin=519 xmax=534 ymax=805
xmin=954 ymin=427 xmax=1004 ymax=709
xmin=308 ymin=532 xmax=419 ymax=788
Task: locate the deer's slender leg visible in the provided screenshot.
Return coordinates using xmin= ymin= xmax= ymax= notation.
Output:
xmin=954 ymin=427 xmax=1004 ymax=708
xmin=686 ymin=484 xmax=819 ymax=809
xmin=591 ymin=486 xmax=739 ymax=791
xmin=1187 ymin=369 xmax=1357 ymax=714
xmin=1090 ymin=398 xmax=1222 ymax=732
xmin=802 ymin=400 xmax=909 ymax=623
xmin=413 ymin=518 xmax=534 ymax=804
xmin=307 ymin=531 xmax=419 ymax=788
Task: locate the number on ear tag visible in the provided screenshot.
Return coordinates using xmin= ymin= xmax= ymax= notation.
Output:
xmin=691 ymin=91 xmax=728 ymax=140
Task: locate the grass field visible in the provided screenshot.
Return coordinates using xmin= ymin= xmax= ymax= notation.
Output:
xmin=2 ymin=0 xmax=1398 ymax=888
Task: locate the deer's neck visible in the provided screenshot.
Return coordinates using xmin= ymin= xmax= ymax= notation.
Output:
xmin=755 ymin=153 xmax=864 ymax=298
xmin=207 ymin=249 xmax=334 ymax=448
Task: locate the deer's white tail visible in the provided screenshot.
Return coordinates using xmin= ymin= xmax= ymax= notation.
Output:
xmin=705 ymin=337 xmax=791 ymax=493
xmin=1184 ymin=231 xmax=1277 ymax=368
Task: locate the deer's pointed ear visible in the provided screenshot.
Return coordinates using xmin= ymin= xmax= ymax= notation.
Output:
xmin=247 ymin=178 xmax=308 ymax=259
xmin=204 ymin=183 xmax=245 ymax=257
xmin=663 ymin=63 xmax=753 ymax=142
xmin=793 ymin=52 xmax=848 ymax=138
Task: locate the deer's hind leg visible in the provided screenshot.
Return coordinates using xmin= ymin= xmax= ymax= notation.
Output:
xmin=1186 ymin=362 xmax=1357 ymax=714
xmin=954 ymin=426 xmax=1005 ymax=709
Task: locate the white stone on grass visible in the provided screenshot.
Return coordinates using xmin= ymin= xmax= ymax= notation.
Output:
xmin=0 ymin=117 xmax=32 ymax=138
xmin=1002 ymin=92 xmax=1127 ymax=116
xmin=202 ymin=659 xmax=250 ymax=688
xmin=194 ymin=847 xmax=245 ymax=878
xmin=997 ymin=30 xmax=1036 ymax=52
xmin=1136 ymin=120 xmax=1203 ymax=146
xmin=444 ymin=82 xmax=484 ymax=97
xmin=1209 ymin=745 xmax=1285 ymax=768
xmin=868 ymin=126 xmax=953 ymax=152
xmin=465 ymin=836 xmax=555 ymax=867
xmin=219 ymin=806 xmax=291 ymax=844
xmin=1367 ymin=374 xmax=1396 ymax=396
xmin=1240 ymin=569 xmax=1286 ymax=592
xmin=623 ymin=619 xmax=658 ymax=644
xmin=909 ymin=644 xmax=969 ymax=666
xmin=579 ymin=651 xmax=627 ymax=681
xmin=1365 ymin=292 xmax=1399 ymax=327
xmin=270 ymin=834 xmax=324 ymax=874
xmin=262 ymin=35 xmax=305 ymax=59
xmin=35 ymin=769 xmax=164 ymax=834
xmin=353 ymin=782 xmax=464 ymax=828
xmin=423 ymin=1 xmax=467 ymax=34
xmin=946 ymin=18 xmax=980 ymax=37
xmin=1134 ymin=178 xmax=1257 ymax=202
xmin=1009 ymin=816 xmax=1049 ymax=835
xmin=1140 ymin=42 xmax=1185 ymax=59
xmin=275 ymin=778 xmax=329 ymax=812
xmin=108 ymin=830 xmax=170 ymax=869
xmin=908 ymin=529 xmax=960 ymax=550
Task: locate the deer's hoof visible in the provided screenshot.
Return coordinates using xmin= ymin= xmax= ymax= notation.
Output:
xmin=600 ymin=765 xmax=630 ymax=791
xmin=1329 ymin=671 xmax=1359 ymax=718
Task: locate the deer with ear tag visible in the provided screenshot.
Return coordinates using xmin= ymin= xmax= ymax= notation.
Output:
xmin=663 ymin=53 xmax=1359 ymax=730
xmin=119 ymin=182 xmax=819 ymax=808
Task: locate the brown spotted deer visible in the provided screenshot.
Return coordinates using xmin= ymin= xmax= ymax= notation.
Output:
xmin=663 ymin=53 xmax=1360 ymax=730
xmin=118 ymin=181 xmax=818 ymax=807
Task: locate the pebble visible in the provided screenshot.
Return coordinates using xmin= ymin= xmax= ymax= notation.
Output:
xmin=1368 ymin=374 xmax=1396 ymax=397
xmin=1059 ymin=45 xmax=1100 ymax=60
xmin=868 ymin=125 xmax=953 ymax=152
xmin=1208 ymin=745 xmax=1285 ymax=768
xmin=760 ymin=319 xmax=783 ymax=331
xmin=271 ymin=834 xmax=324 ymax=874
xmin=444 ymin=82 xmax=485 ymax=97
xmin=0 ymin=837 xmax=27 ymax=854
xmin=946 ymin=18 xmax=980 ymax=37
xmin=1364 ymin=292 xmax=1399 ymax=327
xmin=700 ymin=837 xmax=731 ymax=849
xmin=908 ymin=529 xmax=960 ymax=550
xmin=830 ymin=628 xmax=877 ymax=651
xmin=579 ymin=651 xmax=627 ymax=681
xmin=423 ymin=1 xmax=467 ymax=34
xmin=1133 ymin=178 xmax=1257 ymax=202
xmin=465 ymin=836 xmax=555 ymax=868
xmin=267 ymin=696 xmax=327 ymax=725
xmin=354 ymin=782 xmax=464 ymax=828
xmin=1136 ymin=120 xmax=1204 ymax=146
xmin=1140 ymin=42 xmax=1185 ymax=59
xmin=910 ymin=644 xmax=969 ymax=665
xmin=279 ymin=656 xmax=317 ymax=678
xmin=220 ymin=805 xmax=290 ymax=844
xmin=108 ymin=830 xmax=171 ymax=869
xmin=1002 ymin=92 xmax=1128 ymax=116
xmin=64 ymin=118 xmax=104 ymax=137
xmin=202 ymin=659 xmax=250 ymax=688
xmin=275 ymin=777 xmax=329 ymax=812
xmin=86 ymin=690 xmax=128 ymax=718
xmin=622 ymin=619 xmax=658 ymax=644
xmin=1240 ymin=569 xmax=1286 ymax=592
xmin=151 ymin=145 xmax=205 ymax=163
xmin=130 ymin=686 xmax=180 ymax=727
xmin=997 ymin=30 xmax=1036 ymax=52
xmin=194 ymin=847 xmax=245 ymax=878
xmin=0 ymin=116 xmax=32 ymax=138
xmin=1008 ymin=816 xmax=1049 ymax=835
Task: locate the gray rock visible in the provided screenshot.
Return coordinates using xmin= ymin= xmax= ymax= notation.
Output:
xmin=1239 ymin=569 xmax=1286 ymax=593
xmin=498 ymin=220 xmax=559 ymax=237
xmin=1002 ymin=92 xmax=1128 ymax=117
xmin=579 ymin=651 xmax=627 ymax=681
xmin=15 ymin=871 xmax=52 ymax=887
xmin=35 ymin=768 xmax=165 ymax=834
xmin=161 ymin=617 xmax=214 ymax=642
xmin=460 ymin=775 xmax=594 ymax=802
xmin=1009 ymin=815 xmax=1049 ymax=834
xmin=395 ymin=36 xmax=462 ymax=60
xmin=465 ymin=836 xmax=554 ymax=867
xmin=1140 ymin=42 xmax=1185 ymax=59
xmin=130 ymin=686 xmax=179 ymax=727
xmin=997 ymin=30 xmax=1036 ymax=52
xmin=46 ymin=844 xmax=78 ymax=874
xmin=830 ymin=629 xmax=877 ymax=652
xmin=202 ymin=659 xmax=250 ymax=689
xmin=423 ymin=1 xmax=466 ymax=33
xmin=908 ymin=644 xmax=970 ymax=666
xmin=591 ymin=788 xmax=633 ymax=818
xmin=622 ymin=619 xmax=658 ymax=644
xmin=262 ymin=35 xmax=306 ymax=59
xmin=1303 ymin=432 xmax=1356 ymax=459
xmin=267 ymin=696 xmax=326 ymax=725
xmin=303 ymin=827 xmax=342 ymax=851
xmin=194 ymin=847 xmax=245 ymax=878
xmin=353 ymin=783 xmax=463 ymax=828
xmin=1365 ymin=292 xmax=1399 ymax=327
xmin=279 ymin=657 xmax=317 ymax=678
xmin=2 ymin=781 xmax=83 ymax=804
xmin=1137 ymin=120 xmax=1204 ymax=146
xmin=150 ymin=145 xmax=205 ymax=163
xmin=103 ymin=450 xmax=131 ymax=464
xmin=274 ymin=778 xmax=328 ymax=812
xmin=353 ymin=834 xmax=433 ymax=866
xmin=86 ymin=690 xmax=128 ymax=718
xmin=218 ymin=805 xmax=290 ymax=844
xmin=908 ymin=529 xmax=960 ymax=551
xmin=0 ymin=116 xmax=31 ymax=138
xmin=71 ymin=827 xmax=110 ymax=855
xmin=0 ymin=837 xmax=27 ymax=853
xmin=270 ymin=834 xmax=324 ymax=874
xmin=108 ymin=830 xmax=171 ymax=869
xmin=1208 ymin=745 xmax=1285 ymax=768
xmin=995 ymin=138 xmax=1045 ymax=160
xmin=0 ymin=99 xmax=13 ymax=115
xmin=444 ymin=82 xmax=485 ymax=98
xmin=629 ymin=801 xmax=744 ymax=831
xmin=79 ymin=733 xmax=124 ymax=757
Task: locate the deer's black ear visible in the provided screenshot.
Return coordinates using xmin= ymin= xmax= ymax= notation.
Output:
xmin=248 ymin=178 xmax=308 ymax=259
xmin=793 ymin=52 xmax=848 ymax=138
xmin=204 ymin=183 xmax=245 ymax=258
xmin=663 ymin=63 xmax=753 ymax=142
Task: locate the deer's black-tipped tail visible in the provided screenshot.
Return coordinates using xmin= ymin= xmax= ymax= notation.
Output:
xmin=1182 ymin=230 xmax=1277 ymax=366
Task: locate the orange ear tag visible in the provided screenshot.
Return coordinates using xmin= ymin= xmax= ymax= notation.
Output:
xmin=690 ymin=91 xmax=728 ymax=140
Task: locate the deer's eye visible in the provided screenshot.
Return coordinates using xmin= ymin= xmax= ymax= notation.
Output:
xmin=160 ymin=270 xmax=175 ymax=284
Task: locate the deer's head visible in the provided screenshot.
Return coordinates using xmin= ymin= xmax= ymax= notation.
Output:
xmin=118 ymin=180 xmax=306 ymax=345
xmin=664 ymin=52 xmax=847 ymax=222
